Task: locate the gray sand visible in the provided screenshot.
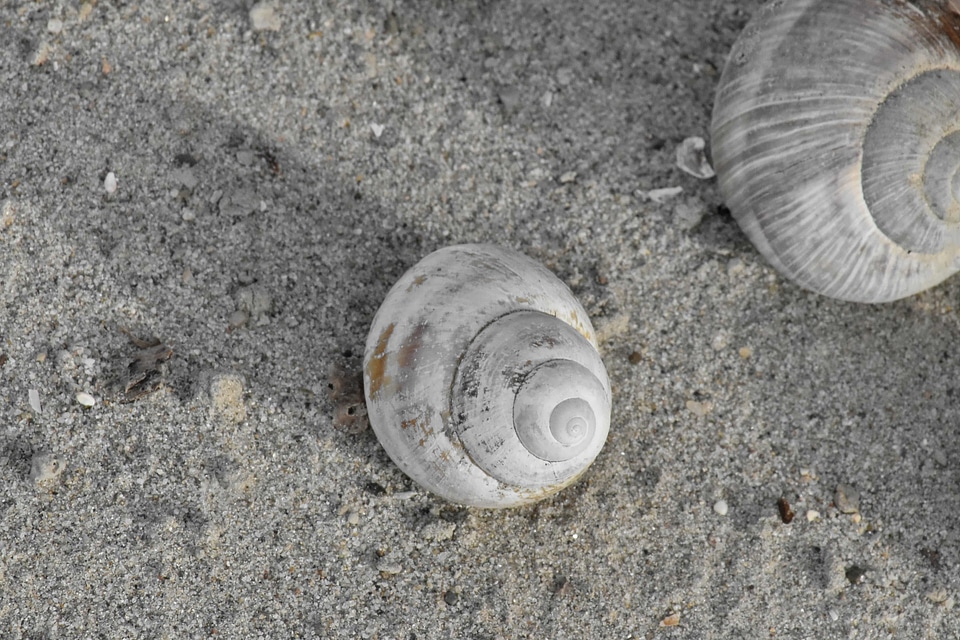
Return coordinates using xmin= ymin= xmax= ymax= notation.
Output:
xmin=1 ymin=1 xmax=957 ymax=637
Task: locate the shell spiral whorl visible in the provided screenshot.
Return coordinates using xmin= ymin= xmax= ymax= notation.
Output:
xmin=363 ymin=244 xmax=611 ymax=508
xmin=711 ymin=0 xmax=960 ymax=302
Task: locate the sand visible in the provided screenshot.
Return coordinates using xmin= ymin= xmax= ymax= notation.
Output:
xmin=1 ymin=1 xmax=957 ymax=637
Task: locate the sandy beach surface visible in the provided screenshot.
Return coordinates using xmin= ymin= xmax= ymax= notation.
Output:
xmin=1 ymin=1 xmax=958 ymax=637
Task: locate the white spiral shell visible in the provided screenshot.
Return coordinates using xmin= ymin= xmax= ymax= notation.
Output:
xmin=711 ymin=0 xmax=960 ymax=302
xmin=363 ymin=244 xmax=612 ymax=508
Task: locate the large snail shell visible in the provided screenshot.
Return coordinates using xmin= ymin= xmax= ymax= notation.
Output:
xmin=362 ymin=244 xmax=611 ymax=508
xmin=711 ymin=0 xmax=960 ymax=302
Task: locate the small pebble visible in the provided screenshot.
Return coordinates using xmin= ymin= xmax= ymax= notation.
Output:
xmin=171 ymin=167 xmax=198 ymax=190
xmin=32 ymin=42 xmax=53 ymax=66
xmin=384 ymin=13 xmax=400 ymax=35
xmin=660 ymin=613 xmax=680 ymax=627
xmin=104 ymin=172 xmax=118 ymax=194
xmin=250 ymin=2 xmax=281 ymax=31
xmin=806 ymin=510 xmax=820 ymax=522
xmin=738 ymin=346 xmax=753 ymax=359
xmin=627 ymin=351 xmax=642 ymax=365
xmin=835 ymin=484 xmax=860 ymax=514
xmin=673 ymin=198 xmax=706 ymax=230
xmin=685 ymin=400 xmax=713 ymax=417
xmin=181 ymin=208 xmax=196 ymax=222
xmin=829 ymin=610 xmax=840 ymax=622
xmin=713 ymin=499 xmax=728 ymax=516
xmin=228 ymin=309 xmax=249 ymax=329
xmin=777 ymin=496 xmax=795 ymax=524
xmin=643 ymin=186 xmax=683 ymax=203
xmin=926 ymin=588 xmax=949 ymax=604
xmin=421 ymin=521 xmax=457 ymax=542
xmin=376 ymin=560 xmax=402 ymax=575
xmin=559 ymin=171 xmax=577 ymax=184
xmin=443 ymin=590 xmax=459 ymax=606
xmin=727 ymin=258 xmax=745 ymax=276
xmin=370 ymin=123 xmax=385 ymax=139
xmin=28 ymin=389 xmax=42 ymax=413
xmin=346 ymin=510 xmax=360 ymax=526
xmin=47 ymin=18 xmax=64 ymax=34
xmin=75 ymin=392 xmax=96 ymax=407
xmin=711 ymin=332 xmax=729 ymax=351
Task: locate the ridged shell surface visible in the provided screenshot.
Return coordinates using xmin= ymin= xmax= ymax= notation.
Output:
xmin=711 ymin=0 xmax=960 ymax=302
xmin=363 ymin=244 xmax=611 ymax=508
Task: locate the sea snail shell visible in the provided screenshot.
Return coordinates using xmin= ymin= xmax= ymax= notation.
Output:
xmin=711 ymin=0 xmax=960 ymax=302
xmin=362 ymin=244 xmax=611 ymax=508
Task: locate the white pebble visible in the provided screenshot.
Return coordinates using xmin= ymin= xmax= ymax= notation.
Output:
xmin=686 ymin=399 xmax=713 ymax=417
xmin=806 ymin=509 xmax=820 ymax=522
xmin=926 ymin=588 xmax=949 ymax=604
xmin=674 ymin=198 xmax=706 ymax=230
xmin=376 ymin=560 xmax=402 ymax=575
xmin=421 ymin=520 xmax=457 ymax=542
xmin=250 ymin=2 xmax=281 ymax=31
xmin=76 ymin=392 xmax=96 ymax=407
xmin=727 ymin=258 xmax=745 ymax=277
xmin=370 ymin=123 xmax=385 ymax=139
xmin=104 ymin=172 xmax=118 ymax=194
xmin=28 ymin=389 xmax=42 ymax=413
xmin=713 ymin=499 xmax=729 ymax=516
xmin=47 ymin=18 xmax=64 ymax=34
xmin=642 ymin=186 xmax=684 ymax=204
xmin=559 ymin=171 xmax=578 ymax=184
xmin=711 ymin=332 xmax=729 ymax=351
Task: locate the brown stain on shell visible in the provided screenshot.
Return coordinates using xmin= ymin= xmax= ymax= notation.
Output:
xmin=401 ymin=415 xmax=434 ymax=438
xmin=397 ymin=322 xmax=428 ymax=370
xmin=366 ymin=323 xmax=394 ymax=399
xmin=405 ymin=274 xmax=428 ymax=292
xmin=887 ymin=0 xmax=960 ymax=55
xmin=935 ymin=1 xmax=960 ymax=52
xmin=567 ymin=310 xmax=596 ymax=345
